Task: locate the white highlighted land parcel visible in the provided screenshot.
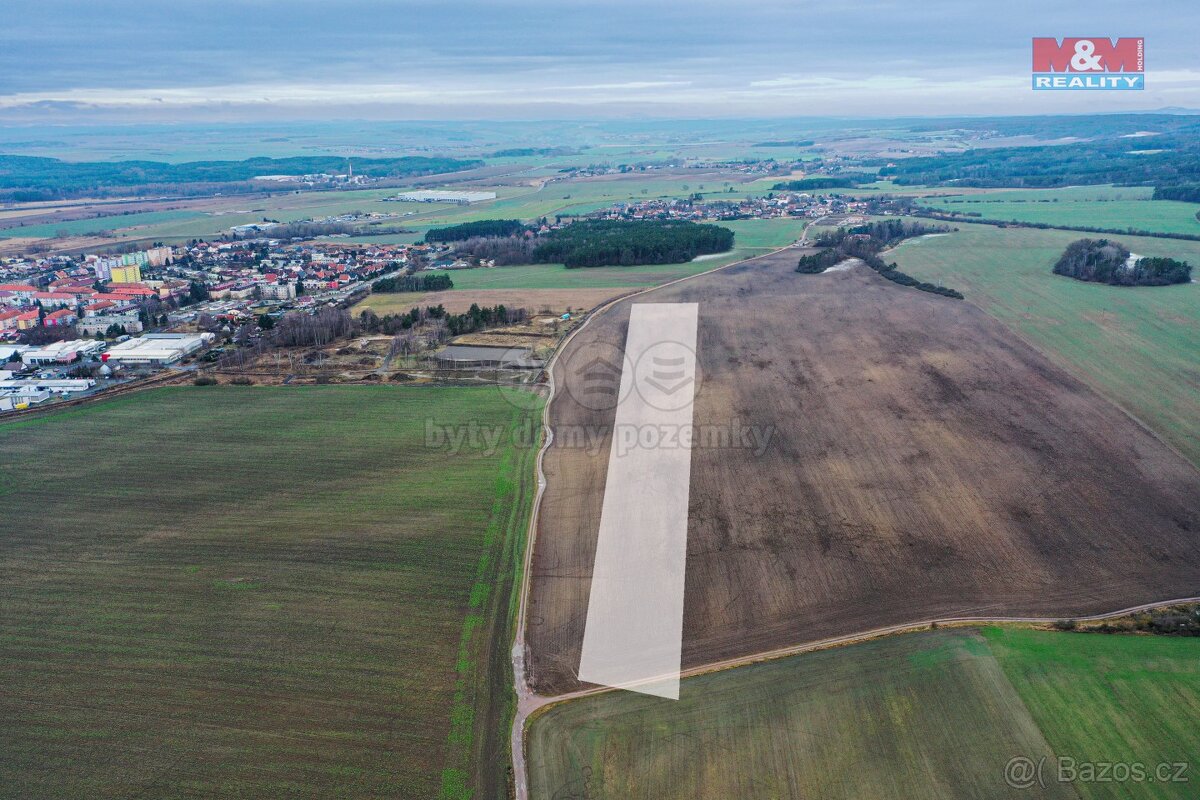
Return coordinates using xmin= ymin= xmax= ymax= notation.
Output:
xmin=578 ymin=302 xmax=699 ymax=699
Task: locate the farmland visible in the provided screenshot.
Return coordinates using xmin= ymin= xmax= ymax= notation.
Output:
xmin=0 ymin=385 xmax=541 ymax=800
xmin=350 ymin=218 xmax=807 ymax=320
xmin=985 ymin=627 xmax=1200 ymax=800
xmin=887 ymin=223 xmax=1200 ymax=465
xmin=0 ymin=208 xmax=207 ymax=239
xmin=526 ymin=248 xmax=1200 ymax=694
xmin=0 ymin=165 xmax=801 ymax=254
xmin=921 ymin=187 xmax=1200 ymax=236
xmin=528 ymin=627 xmax=1200 ymax=800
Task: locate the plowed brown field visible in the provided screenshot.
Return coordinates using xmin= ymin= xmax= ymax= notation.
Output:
xmin=527 ymin=249 xmax=1200 ymax=694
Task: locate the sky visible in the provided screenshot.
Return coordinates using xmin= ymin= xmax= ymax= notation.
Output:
xmin=2 ymin=0 xmax=1199 ymax=121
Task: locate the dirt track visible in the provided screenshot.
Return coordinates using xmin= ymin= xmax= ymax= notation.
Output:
xmin=526 ymin=249 xmax=1200 ymax=694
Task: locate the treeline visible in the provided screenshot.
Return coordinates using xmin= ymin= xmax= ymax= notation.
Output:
xmin=444 ymin=303 xmax=528 ymax=335
xmin=424 ymin=219 xmax=528 ymax=242
xmin=799 ymin=219 xmax=964 ymax=298
xmin=796 ymin=250 xmax=845 ymax=273
xmin=532 ymin=219 xmax=733 ymax=268
xmin=906 ymin=113 xmax=1200 ymax=140
xmin=0 ymin=154 xmax=482 ymax=199
xmin=451 ymin=235 xmax=537 ymax=265
xmin=1152 ymin=184 xmax=1200 ymax=202
xmin=271 ymin=308 xmax=356 ymax=348
xmin=913 ymin=206 xmax=1200 ymax=242
xmin=358 ymin=305 xmax=447 ymax=335
xmin=873 ymin=133 xmax=1200 ymax=190
xmin=372 ymin=273 xmax=454 ymax=293
xmin=489 ymin=147 xmax=577 ymax=158
xmin=358 ymin=302 xmax=526 ymax=337
xmin=1057 ymin=605 xmax=1200 ymax=637
xmin=814 ymin=218 xmax=948 ymax=249
xmin=772 ymin=177 xmax=858 ymax=191
xmin=1053 ymin=239 xmax=1192 ymax=286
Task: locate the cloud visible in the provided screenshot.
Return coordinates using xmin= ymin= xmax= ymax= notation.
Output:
xmin=1 ymin=0 xmax=1197 ymax=119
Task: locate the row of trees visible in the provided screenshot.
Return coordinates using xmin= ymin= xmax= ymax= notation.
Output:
xmin=799 ymin=220 xmax=964 ymax=299
xmin=813 ymin=219 xmax=948 ymax=249
xmin=357 ymin=302 xmax=527 ymax=337
xmin=532 ymin=219 xmax=734 ymax=268
xmin=915 ymin=207 xmax=1200 ymax=243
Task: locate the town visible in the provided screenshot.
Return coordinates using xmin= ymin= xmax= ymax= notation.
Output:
xmin=0 ymin=236 xmax=461 ymax=411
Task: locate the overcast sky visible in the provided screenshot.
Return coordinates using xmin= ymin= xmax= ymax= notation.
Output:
xmin=2 ymin=0 xmax=1198 ymax=120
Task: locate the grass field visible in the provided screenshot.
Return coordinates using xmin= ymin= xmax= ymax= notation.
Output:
xmin=389 ymin=218 xmax=808 ymax=294
xmin=528 ymin=628 xmax=1200 ymax=800
xmin=0 ymin=385 xmax=541 ymax=799
xmin=350 ymin=290 xmax=429 ymax=315
xmin=0 ymin=169 xmax=794 ymax=252
xmin=0 ymin=209 xmax=206 ymax=239
xmin=985 ymin=628 xmax=1200 ymax=800
xmin=22 ymin=172 xmax=779 ymax=248
xmin=888 ymin=223 xmax=1200 ymax=465
xmin=923 ymin=190 xmax=1200 ymax=236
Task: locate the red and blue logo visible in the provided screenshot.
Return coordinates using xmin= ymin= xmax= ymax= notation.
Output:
xmin=1032 ymin=38 xmax=1144 ymax=90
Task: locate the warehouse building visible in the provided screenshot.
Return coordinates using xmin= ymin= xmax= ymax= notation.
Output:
xmin=392 ymin=190 xmax=497 ymax=204
xmin=21 ymin=339 xmax=106 ymax=365
xmin=103 ymin=333 xmax=213 ymax=366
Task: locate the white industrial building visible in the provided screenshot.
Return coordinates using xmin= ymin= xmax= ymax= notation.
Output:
xmin=0 ymin=378 xmax=94 ymax=394
xmin=103 ymin=333 xmax=214 ymax=366
xmin=0 ymin=388 xmax=51 ymax=411
xmin=21 ymin=339 xmax=106 ymax=366
xmin=391 ymin=190 xmax=497 ymax=204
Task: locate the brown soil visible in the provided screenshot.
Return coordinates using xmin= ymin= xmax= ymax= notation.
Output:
xmin=527 ymin=249 xmax=1200 ymax=694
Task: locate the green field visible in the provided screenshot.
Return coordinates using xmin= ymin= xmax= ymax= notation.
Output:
xmin=528 ymin=628 xmax=1200 ymax=800
xmin=888 ymin=223 xmax=1200 ymax=465
xmin=922 ymin=185 xmax=1200 ymax=236
xmin=0 ymin=385 xmax=540 ymax=799
xmin=5 ymin=169 xmax=803 ymax=251
xmin=404 ymin=218 xmax=808 ymax=293
xmin=44 ymin=173 xmax=783 ymax=247
xmin=985 ymin=628 xmax=1200 ymax=800
xmin=0 ymin=209 xmax=206 ymax=239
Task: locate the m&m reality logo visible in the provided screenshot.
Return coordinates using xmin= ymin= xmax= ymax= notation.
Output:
xmin=1032 ymin=38 xmax=1144 ymax=90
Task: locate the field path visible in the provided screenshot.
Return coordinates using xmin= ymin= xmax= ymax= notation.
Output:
xmin=510 ymin=231 xmax=813 ymax=800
